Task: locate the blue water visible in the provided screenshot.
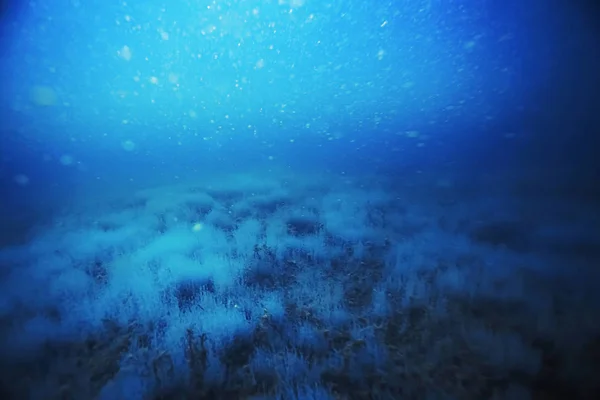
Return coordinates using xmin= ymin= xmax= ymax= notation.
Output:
xmin=1 ymin=0 xmax=599 ymax=399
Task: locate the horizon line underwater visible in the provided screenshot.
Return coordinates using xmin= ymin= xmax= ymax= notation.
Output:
xmin=1 ymin=0 xmax=600 ymax=399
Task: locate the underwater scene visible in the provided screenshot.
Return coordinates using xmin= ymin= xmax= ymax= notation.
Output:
xmin=1 ymin=0 xmax=599 ymax=399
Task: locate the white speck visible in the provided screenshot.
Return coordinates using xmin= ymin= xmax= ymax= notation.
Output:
xmin=30 ymin=86 xmax=57 ymax=106
xmin=289 ymin=0 xmax=305 ymax=8
xmin=60 ymin=155 xmax=74 ymax=166
xmin=122 ymin=140 xmax=136 ymax=151
xmin=464 ymin=40 xmax=476 ymax=50
xmin=119 ymin=45 xmax=132 ymax=61
xmin=13 ymin=174 xmax=29 ymax=186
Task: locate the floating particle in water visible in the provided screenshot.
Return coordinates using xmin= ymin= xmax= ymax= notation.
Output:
xmin=60 ymin=155 xmax=74 ymax=166
xmin=122 ymin=140 xmax=136 ymax=151
xmin=30 ymin=86 xmax=57 ymax=106
xmin=119 ymin=45 xmax=132 ymax=61
xmin=13 ymin=174 xmax=29 ymax=186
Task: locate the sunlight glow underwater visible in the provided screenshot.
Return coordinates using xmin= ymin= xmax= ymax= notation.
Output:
xmin=1 ymin=0 xmax=540 ymax=136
